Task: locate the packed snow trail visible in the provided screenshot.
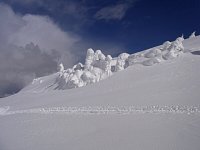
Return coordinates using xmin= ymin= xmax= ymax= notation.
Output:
xmin=1 ymin=105 xmax=200 ymax=116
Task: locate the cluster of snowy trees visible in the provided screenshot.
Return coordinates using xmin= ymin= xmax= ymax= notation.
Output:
xmin=57 ymin=49 xmax=116 ymax=89
xmin=127 ymin=32 xmax=197 ymax=66
xmin=56 ymin=32 xmax=197 ymax=89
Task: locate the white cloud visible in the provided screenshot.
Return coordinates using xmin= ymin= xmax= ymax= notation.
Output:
xmin=0 ymin=3 xmax=80 ymax=53
xmin=0 ymin=3 xmax=81 ymax=97
xmin=0 ymin=3 xmax=81 ymax=61
xmin=9 ymin=14 xmax=80 ymax=53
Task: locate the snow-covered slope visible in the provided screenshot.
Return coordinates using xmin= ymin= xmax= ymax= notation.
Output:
xmin=21 ymin=35 xmax=187 ymax=93
xmin=0 ymin=35 xmax=200 ymax=150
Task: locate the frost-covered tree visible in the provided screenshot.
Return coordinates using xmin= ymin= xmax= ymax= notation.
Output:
xmin=105 ymin=55 xmax=112 ymax=75
xmin=145 ymin=49 xmax=162 ymax=58
xmin=73 ymin=63 xmax=84 ymax=71
xmin=173 ymin=36 xmax=184 ymax=51
xmin=162 ymin=41 xmax=172 ymax=51
xmin=115 ymin=53 xmax=129 ymax=72
xmin=81 ymin=71 xmax=96 ymax=84
xmin=94 ymin=50 xmax=106 ymax=61
xmin=58 ymin=63 xmax=64 ymax=72
xmin=189 ymin=32 xmax=196 ymax=39
xmin=67 ymin=70 xmax=84 ymax=88
xmin=163 ymin=36 xmax=184 ymax=60
xmin=85 ymin=48 xmax=95 ymax=70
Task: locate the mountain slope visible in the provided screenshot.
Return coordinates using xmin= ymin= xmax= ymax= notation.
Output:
xmin=0 ymin=36 xmax=200 ymax=150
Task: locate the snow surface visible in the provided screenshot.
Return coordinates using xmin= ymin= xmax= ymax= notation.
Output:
xmin=0 ymin=35 xmax=200 ymax=150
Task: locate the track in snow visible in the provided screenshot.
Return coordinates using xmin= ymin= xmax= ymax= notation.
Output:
xmin=1 ymin=106 xmax=200 ymax=116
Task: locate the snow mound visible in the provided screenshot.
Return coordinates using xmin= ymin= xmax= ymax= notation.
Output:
xmin=28 ymin=34 xmax=196 ymax=92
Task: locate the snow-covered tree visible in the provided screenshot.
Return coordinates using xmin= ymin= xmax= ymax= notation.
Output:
xmin=94 ymin=50 xmax=106 ymax=61
xmin=162 ymin=41 xmax=171 ymax=51
xmin=189 ymin=32 xmax=196 ymax=39
xmin=145 ymin=49 xmax=162 ymax=58
xmin=85 ymin=48 xmax=95 ymax=70
xmin=81 ymin=71 xmax=96 ymax=84
xmin=115 ymin=53 xmax=129 ymax=72
xmin=163 ymin=36 xmax=184 ymax=60
xmin=67 ymin=70 xmax=84 ymax=88
xmin=58 ymin=63 xmax=64 ymax=72
xmin=105 ymin=55 xmax=112 ymax=75
xmin=73 ymin=63 xmax=84 ymax=71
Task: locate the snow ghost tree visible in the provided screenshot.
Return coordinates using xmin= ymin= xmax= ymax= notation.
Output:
xmin=189 ymin=32 xmax=196 ymax=39
xmin=126 ymin=54 xmax=138 ymax=66
xmin=163 ymin=36 xmax=184 ymax=60
xmin=73 ymin=63 xmax=84 ymax=71
xmin=162 ymin=41 xmax=172 ymax=51
xmin=105 ymin=55 xmax=112 ymax=76
xmin=94 ymin=50 xmax=106 ymax=61
xmin=81 ymin=71 xmax=96 ymax=84
xmin=58 ymin=63 xmax=64 ymax=72
xmin=115 ymin=53 xmax=130 ymax=72
xmin=67 ymin=70 xmax=84 ymax=88
xmin=170 ymin=36 xmax=184 ymax=52
xmin=85 ymin=48 xmax=95 ymax=70
xmin=145 ymin=49 xmax=162 ymax=58
xmin=56 ymin=48 xmax=116 ymax=90
xmin=58 ymin=63 xmax=65 ymax=76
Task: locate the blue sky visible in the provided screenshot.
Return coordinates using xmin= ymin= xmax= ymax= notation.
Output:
xmin=0 ymin=0 xmax=199 ymax=97
xmin=3 ymin=0 xmax=200 ymax=53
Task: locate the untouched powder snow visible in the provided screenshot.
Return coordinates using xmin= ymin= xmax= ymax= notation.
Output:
xmin=0 ymin=35 xmax=200 ymax=150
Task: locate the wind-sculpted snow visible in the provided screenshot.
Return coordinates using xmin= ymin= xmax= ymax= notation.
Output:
xmin=1 ymin=106 xmax=200 ymax=116
xmin=28 ymin=36 xmax=188 ymax=92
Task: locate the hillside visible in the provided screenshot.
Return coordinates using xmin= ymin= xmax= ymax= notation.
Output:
xmin=0 ymin=35 xmax=200 ymax=150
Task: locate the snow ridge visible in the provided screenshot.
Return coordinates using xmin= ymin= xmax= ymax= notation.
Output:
xmin=31 ymin=35 xmax=194 ymax=91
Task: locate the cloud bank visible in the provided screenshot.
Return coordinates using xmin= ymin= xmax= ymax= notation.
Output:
xmin=0 ymin=3 xmax=80 ymax=97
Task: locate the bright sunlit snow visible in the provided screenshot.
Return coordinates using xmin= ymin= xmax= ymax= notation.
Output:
xmin=0 ymin=35 xmax=200 ymax=150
